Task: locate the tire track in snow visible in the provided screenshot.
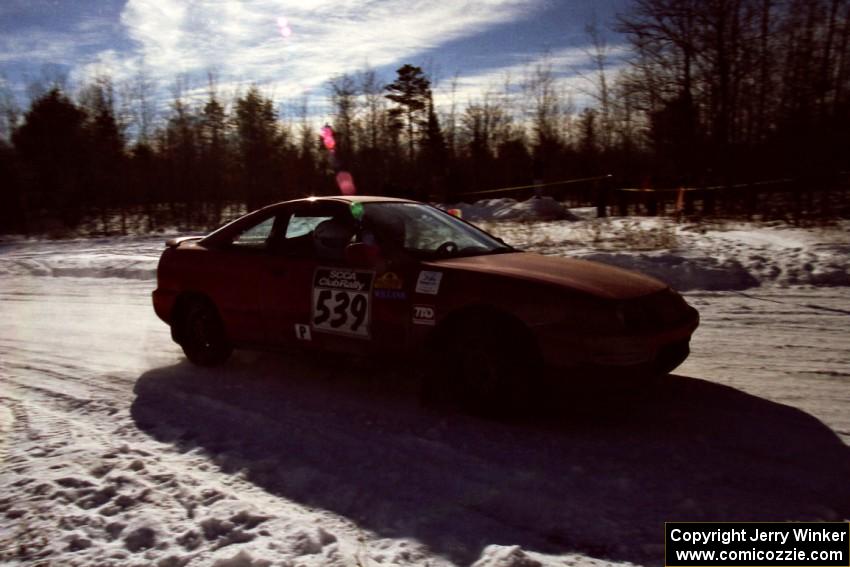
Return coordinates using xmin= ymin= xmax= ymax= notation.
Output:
xmin=0 ymin=365 xmax=388 ymax=566
xmin=0 ymin=274 xmax=440 ymax=565
xmin=680 ymin=288 xmax=850 ymax=445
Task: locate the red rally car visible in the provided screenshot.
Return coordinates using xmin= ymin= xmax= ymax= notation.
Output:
xmin=153 ymin=196 xmax=698 ymax=400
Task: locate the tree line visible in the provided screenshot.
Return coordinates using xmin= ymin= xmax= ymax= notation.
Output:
xmin=1 ymin=0 xmax=848 ymax=235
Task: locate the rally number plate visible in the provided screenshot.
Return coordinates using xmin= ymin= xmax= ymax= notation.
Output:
xmin=311 ymin=268 xmax=374 ymax=338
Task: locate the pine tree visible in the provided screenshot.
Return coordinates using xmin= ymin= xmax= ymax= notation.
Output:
xmin=234 ymin=86 xmax=279 ymax=208
xmin=384 ymin=64 xmax=432 ymax=162
xmin=13 ymin=88 xmax=89 ymax=229
xmin=80 ymin=76 xmax=126 ymax=234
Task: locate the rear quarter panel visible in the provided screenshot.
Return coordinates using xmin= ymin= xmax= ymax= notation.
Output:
xmin=155 ymin=242 xmax=266 ymax=345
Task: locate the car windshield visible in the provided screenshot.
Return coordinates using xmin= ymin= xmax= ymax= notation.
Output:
xmin=363 ymin=202 xmax=512 ymax=259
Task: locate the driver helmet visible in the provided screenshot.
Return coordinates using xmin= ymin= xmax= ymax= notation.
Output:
xmin=313 ymin=217 xmax=355 ymax=257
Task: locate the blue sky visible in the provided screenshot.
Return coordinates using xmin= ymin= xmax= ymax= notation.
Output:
xmin=0 ymin=0 xmax=632 ymax=116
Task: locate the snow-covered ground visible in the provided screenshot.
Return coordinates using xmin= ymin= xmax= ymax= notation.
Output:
xmin=1 ymin=202 xmax=849 ymax=567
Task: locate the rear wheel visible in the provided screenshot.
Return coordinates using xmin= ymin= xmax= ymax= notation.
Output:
xmin=177 ymin=298 xmax=232 ymax=366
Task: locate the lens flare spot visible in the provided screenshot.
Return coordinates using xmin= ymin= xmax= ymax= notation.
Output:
xmin=320 ymin=124 xmax=336 ymax=151
xmin=336 ymin=171 xmax=356 ymax=195
xmin=276 ymin=16 xmax=293 ymax=38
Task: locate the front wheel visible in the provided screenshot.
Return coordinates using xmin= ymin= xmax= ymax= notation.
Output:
xmin=430 ymin=315 xmax=542 ymax=417
xmin=177 ymin=299 xmax=232 ymax=366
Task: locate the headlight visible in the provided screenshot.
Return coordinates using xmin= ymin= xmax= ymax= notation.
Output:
xmin=562 ymin=297 xmax=626 ymax=334
xmin=620 ymin=288 xmax=688 ymax=333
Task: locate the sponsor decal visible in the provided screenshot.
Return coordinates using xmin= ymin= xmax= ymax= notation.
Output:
xmin=374 ymin=289 xmax=407 ymax=300
xmin=311 ymin=267 xmax=374 ymax=338
xmin=294 ymin=324 xmax=312 ymax=341
xmin=415 ymin=271 xmax=443 ymax=295
xmin=315 ymin=268 xmax=370 ymax=291
xmin=412 ymin=304 xmax=436 ymax=326
xmin=374 ymin=271 xmax=403 ymax=290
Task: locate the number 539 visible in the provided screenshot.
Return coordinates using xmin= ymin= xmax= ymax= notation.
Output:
xmin=312 ymin=289 xmax=369 ymax=336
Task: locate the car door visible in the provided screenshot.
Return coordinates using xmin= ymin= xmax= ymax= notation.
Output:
xmin=256 ymin=203 xmax=325 ymax=347
xmin=258 ymin=201 xmax=368 ymax=354
xmin=260 ymin=201 xmax=411 ymax=356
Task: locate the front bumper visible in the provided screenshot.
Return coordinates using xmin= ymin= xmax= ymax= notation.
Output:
xmin=535 ymin=311 xmax=699 ymax=375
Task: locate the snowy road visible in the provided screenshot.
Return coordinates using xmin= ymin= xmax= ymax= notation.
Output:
xmin=1 ymin=230 xmax=849 ymax=566
xmin=680 ymin=288 xmax=850 ymax=445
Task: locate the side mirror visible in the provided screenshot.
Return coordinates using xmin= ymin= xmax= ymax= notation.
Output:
xmin=344 ymin=242 xmax=382 ymax=268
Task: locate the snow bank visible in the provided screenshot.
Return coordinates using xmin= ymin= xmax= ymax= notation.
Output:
xmin=0 ymin=236 xmax=167 ymax=281
xmin=446 ymin=197 xmax=579 ymax=222
xmin=0 ymin=254 xmax=158 ymax=280
xmin=479 ymin=214 xmax=850 ymax=291
xmin=582 ymin=253 xmax=760 ymax=291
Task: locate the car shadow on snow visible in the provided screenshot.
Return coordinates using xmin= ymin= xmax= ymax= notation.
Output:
xmin=131 ymin=352 xmax=850 ymax=566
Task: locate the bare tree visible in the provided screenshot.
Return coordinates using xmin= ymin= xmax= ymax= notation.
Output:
xmin=328 ymin=73 xmax=358 ymax=160
xmin=522 ymin=57 xmax=564 ymax=151
xmin=123 ymin=62 xmax=157 ymax=146
xmin=357 ymin=68 xmax=385 ymax=152
xmin=440 ymin=73 xmax=460 ymax=159
xmin=0 ymin=75 xmax=20 ymax=142
xmin=583 ymin=20 xmax=614 ymax=150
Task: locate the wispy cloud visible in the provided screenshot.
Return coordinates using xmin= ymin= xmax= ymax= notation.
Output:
xmin=0 ymin=31 xmax=70 ymax=66
xmin=433 ymin=44 xmax=630 ymax=112
xmin=0 ymin=24 xmax=106 ymax=67
xmin=3 ymin=0 xmax=628 ymax=122
xmin=0 ymin=7 xmax=125 ymax=97
xmin=116 ymin=0 xmax=546 ymax=98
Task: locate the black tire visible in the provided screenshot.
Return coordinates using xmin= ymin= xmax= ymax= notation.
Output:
xmin=432 ymin=314 xmax=541 ymax=417
xmin=177 ymin=298 xmax=232 ymax=366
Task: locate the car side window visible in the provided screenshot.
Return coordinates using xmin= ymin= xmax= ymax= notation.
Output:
xmin=269 ymin=204 xmax=355 ymax=261
xmin=267 ymin=213 xmax=328 ymax=258
xmin=285 ymin=215 xmax=332 ymax=238
xmin=231 ymin=216 xmax=276 ymax=249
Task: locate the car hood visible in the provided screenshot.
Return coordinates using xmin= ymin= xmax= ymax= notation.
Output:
xmin=426 ymin=252 xmax=668 ymax=300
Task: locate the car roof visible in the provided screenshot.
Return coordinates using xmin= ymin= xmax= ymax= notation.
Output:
xmin=265 ymin=195 xmax=419 ymax=209
xmin=202 ymin=195 xmax=423 ymax=243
